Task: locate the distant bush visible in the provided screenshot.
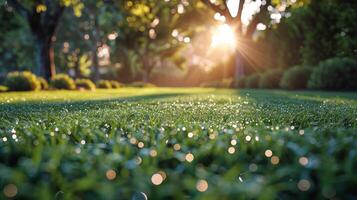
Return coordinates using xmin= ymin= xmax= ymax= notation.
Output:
xmin=37 ymin=77 xmax=49 ymax=90
xmin=97 ymin=80 xmax=112 ymax=89
xmin=110 ymin=80 xmax=123 ymax=88
xmin=76 ymin=79 xmax=96 ymax=90
xmin=50 ymin=74 xmax=76 ymax=90
xmin=200 ymin=79 xmax=233 ymax=88
xmin=280 ymin=66 xmax=312 ymax=90
xmin=200 ymin=81 xmax=218 ymax=88
xmin=308 ymin=57 xmax=357 ymax=90
xmin=0 ymin=85 xmax=8 ymax=92
xmin=4 ymin=71 xmax=41 ymax=91
xmin=234 ymin=77 xmax=246 ymax=88
xmin=245 ymin=74 xmax=260 ymax=88
xmin=259 ymin=69 xmax=284 ymax=89
xmin=129 ymin=81 xmax=156 ymax=88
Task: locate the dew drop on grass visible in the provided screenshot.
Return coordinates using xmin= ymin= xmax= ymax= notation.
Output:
xmin=299 ymin=130 xmax=305 ymax=135
xmin=297 ymin=179 xmax=311 ymax=191
xmin=228 ymin=147 xmax=235 ymax=154
xmin=299 ymin=157 xmax=309 ymax=166
xmin=3 ymin=184 xmax=17 ymax=198
xmin=265 ymin=150 xmax=273 ymax=157
xmin=106 ymin=169 xmax=116 ymax=180
xmin=185 ymin=153 xmax=194 ymax=162
xmin=249 ymin=163 xmax=258 ymax=172
xmin=230 ymin=139 xmax=237 ymax=146
xmin=151 ymin=173 xmax=164 ymax=185
xmin=132 ymin=192 xmax=148 ymax=200
xmin=196 ymin=179 xmax=208 ymax=192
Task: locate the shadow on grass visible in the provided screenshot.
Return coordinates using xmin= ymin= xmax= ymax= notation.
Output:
xmin=0 ymin=92 xmax=189 ymax=113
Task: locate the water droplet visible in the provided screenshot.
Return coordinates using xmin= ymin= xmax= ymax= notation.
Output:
xmin=132 ymin=192 xmax=148 ymax=200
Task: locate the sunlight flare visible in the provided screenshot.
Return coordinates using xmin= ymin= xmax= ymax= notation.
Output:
xmin=227 ymin=0 xmax=240 ymax=18
xmin=211 ymin=24 xmax=236 ymax=49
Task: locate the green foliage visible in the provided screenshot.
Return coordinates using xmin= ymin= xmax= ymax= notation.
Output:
xmin=0 ymin=7 xmax=35 ymax=72
xmin=0 ymin=85 xmax=8 ymax=92
xmin=233 ymin=77 xmax=247 ymax=88
xmin=50 ymin=74 xmax=76 ymax=90
xmin=259 ymin=69 xmax=284 ymax=89
xmin=308 ymin=57 xmax=357 ymax=90
xmin=245 ymin=74 xmax=260 ymax=88
xmin=110 ymin=80 xmax=123 ymax=88
xmin=37 ymin=77 xmax=49 ymax=90
xmin=97 ymin=80 xmax=112 ymax=89
xmin=200 ymin=79 xmax=233 ymax=88
xmin=280 ymin=66 xmax=312 ymax=90
xmin=76 ymin=79 xmax=96 ymax=90
xmin=0 ymin=89 xmax=356 ymax=199
xmin=129 ymin=81 xmax=156 ymax=88
xmin=4 ymin=71 xmax=41 ymax=91
xmin=264 ymin=0 xmax=357 ymax=68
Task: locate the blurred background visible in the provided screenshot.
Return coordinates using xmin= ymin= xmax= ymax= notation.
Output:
xmin=0 ymin=0 xmax=356 ymax=90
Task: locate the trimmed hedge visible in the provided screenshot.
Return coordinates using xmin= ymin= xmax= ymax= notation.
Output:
xmin=50 ymin=74 xmax=76 ymax=90
xmin=129 ymin=81 xmax=156 ymax=88
xmin=259 ymin=69 xmax=284 ymax=89
xmin=0 ymin=85 xmax=8 ymax=92
xmin=280 ymin=66 xmax=312 ymax=90
xmin=245 ymin=74 xmax=260 ymax=88
xmin=308 ymin=57 xmax=357 ymax=90
xmin=110 ymin=80 xmax=123 ymax=88
xmin=4 ymin=71 xmax=41 ymax=91
xmin=200 ymin=79 xmax=233 ymax=88
xmin=37 ymin=77 xmax=49 ymax=90
xmin=97 ymin=80 xmax=112 ymax=89
xmin=76 ymin=79 xmax=96 ymax=90
xmin=234 ymin=77 xmax=246 ymax=88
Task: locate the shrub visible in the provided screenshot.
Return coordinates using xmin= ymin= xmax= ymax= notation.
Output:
xmin=129 ymin=81 xmax=156 ymax=88
xmin=37 ymin=77 xmax=49 ymax=90
xmin=0 ymin=85 xmax=8 ymax=92
xmin=245 ymin=74 xmax=260 ymax=88
xmin=50 ymin=74 xmax=76 ymax=90
xmin=4 ymin=71 xmax=41 ymax=91
xmin=200 ymin=79 xmax=233 ymax=88
xmin=308 ymin=57 xmax=357 ymax=90
xmin=234 ymin=77 xmax=246 ymax=88
xmin=280 ymin=66 xmax=312 ymax=90
xmin=76 ymin=79 xmax=96 ymax=91
xmin=110 ymin=80 xmax=123 ymax=88
xmin=259 ymin=69 xmax=284 ymax=89
xmin=97 ymin=80 xmax=112 ymax=89
xmin=200 ymin=81 xmax=218 ymax=88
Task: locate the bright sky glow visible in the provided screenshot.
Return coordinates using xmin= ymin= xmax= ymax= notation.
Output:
xmin=211 ymin=24 xmax=236 ymax=49
xmin=226 ymin=0 xmax=240 ymax=18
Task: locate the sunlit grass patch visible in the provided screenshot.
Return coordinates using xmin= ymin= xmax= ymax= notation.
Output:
xmin=0 ymin=88 xmax=356 ymax=199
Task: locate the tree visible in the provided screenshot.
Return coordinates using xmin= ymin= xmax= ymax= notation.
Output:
xmin=200 ymin=0 xmax=308 ymax=79
xmin=0 ymin=3 xmax=34 ymax=75
xmin=113 ymin=0 xmax=189 ymax=83
xmin=6 ymin=0 xmax=83 ymax=80
xmin=55 ymin=0 xmax=121 ymax=81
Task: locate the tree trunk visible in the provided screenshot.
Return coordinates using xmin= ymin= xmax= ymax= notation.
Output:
xmin=74 ymin=60 xmax=81 ymax=79
xmin=234 ymin=51 xmax=245 ymax=80
xmin=35 ymin=36 xmax=56 ymax=80
xmin=91 ymin=48 xmax=100 ymax=81
xmin=142 ymin=55 xmax=150 ymax=83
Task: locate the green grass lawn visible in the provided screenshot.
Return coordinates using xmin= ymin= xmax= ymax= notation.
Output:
xmin=0 ymin=88 xmax=357 ymax=199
